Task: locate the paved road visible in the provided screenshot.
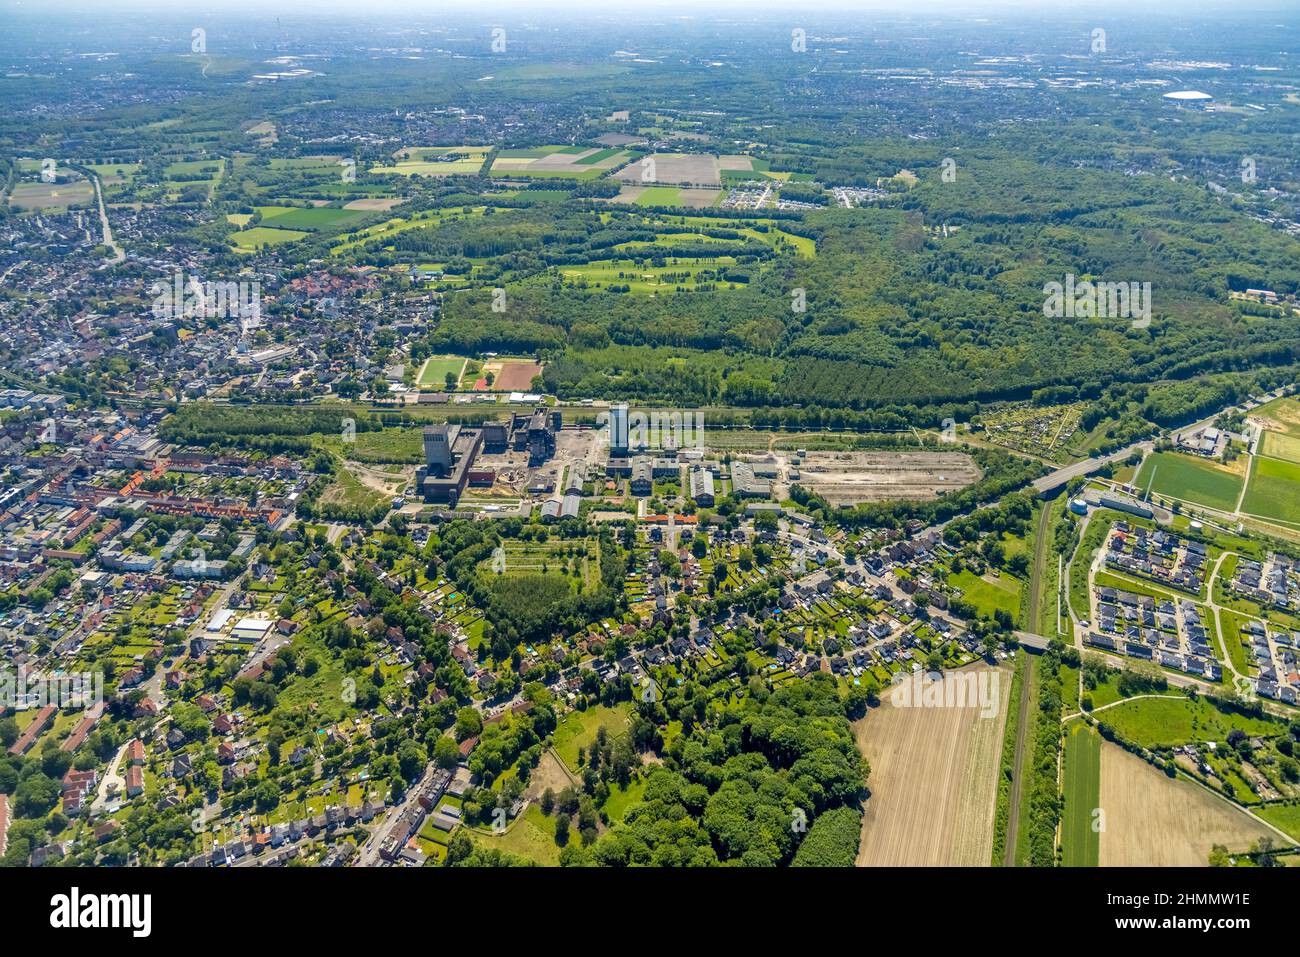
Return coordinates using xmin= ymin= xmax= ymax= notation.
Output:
xmin=1030 ymin=387 xmax=1289 ymax=498
xmin=358 ymin=763 xmax=436 ymax=867
xmin=85 ymin=170 xmax=124 ymax=267
xmin=1032 ymin=441 xmax=1153 ymax=495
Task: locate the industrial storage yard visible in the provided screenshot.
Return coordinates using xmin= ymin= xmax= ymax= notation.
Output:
xmin=794 ymin=450 xmax=983 ymax=505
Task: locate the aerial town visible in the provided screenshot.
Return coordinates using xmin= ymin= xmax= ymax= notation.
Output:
xmin=1 ymin=4 xmax=1298 ymax=928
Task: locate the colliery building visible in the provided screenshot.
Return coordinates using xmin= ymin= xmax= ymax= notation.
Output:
xmin=417 ymin=424 xmax=483 ymax=505
xmin=417 ymin=406 xmax=558 ymax=504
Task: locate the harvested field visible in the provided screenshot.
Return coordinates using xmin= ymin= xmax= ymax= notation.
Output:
xmin=1097 ymin=742 xmax=1278 ymax=866
xmin=344 ymin=197 xmax=404 ymax=211
xmin=596 ymin=132 xmax=646 ymax=147
xmin=854 ymin=663 xmax=1010 ymax=866
xmin=797 ymin=450 xmax=981 ymax=505
xmin=9 ymin=180 xmax=95 ymax=210
xmin=717 ymin=154 xmax=756 ymax=171
xmin=490 ymin=145 xmax=630 ymax=179
xmin=615 ymin=152 xmax=721 ymax=187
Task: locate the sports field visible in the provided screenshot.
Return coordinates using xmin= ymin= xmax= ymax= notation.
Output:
xmin=1134 ymin=451 xmax=1245 ymax=512
xmin=417 ymin=356 xmax=466 ymax=388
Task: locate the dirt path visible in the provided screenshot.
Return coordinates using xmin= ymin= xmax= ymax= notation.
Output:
xmin=1002 ymin=653 xmax=1033 ymax=865
xmin=1026 ymin=498 xmax=1053 ymax=632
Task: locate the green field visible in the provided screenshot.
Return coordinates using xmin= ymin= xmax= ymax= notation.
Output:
xmin=469 ymin=803 xmax=561 ymax=865
xmin=255 ymin=205 xmax=366 ymax=231
xmin=230 ymin=226 xmax=309 ymax=251
xmin=559 ymin=256 xmax=747 ymax=293
xmin=1061 ymin=722 xmax=1102 ymax=867
xmin=1255 ymin=802 xmax=1300 ymax=843
xmin=1261 ymin=431 xmax=1300 ymax=464
xmin=950 ymin=568 xmax=1022 ymax=619
xmin=164 ymin=159 xmax=222 ymax=182
xmin=635 ymin=186 xmax=684 ymax=206
xmin=1095 ymin=695 xmax=1282 ymax=749
xmin=574 ymin=147 xmax=622 ymax=165
xmin=329 ymin=206 xmax=490 ymax=254
xmin=552 ymin=702 xmax=632 ymax=771
xmin=418 ymin=356 xmax=466 ymax=388
xmin=1134 ymin=451 xmax=1245 ymax=513
xmin=602 ymin=777 xmax=647 ymax=823
xmin=1241 ymin=455 xmax=1300 ymax=524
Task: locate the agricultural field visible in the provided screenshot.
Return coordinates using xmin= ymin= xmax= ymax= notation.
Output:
xmin=250 ymin=205 xmax=367 ymax=231
xmin=490 ymin=145 xmax=633 ymax=180
xmin=164 ymin=159 xmax=222 ymax=184
xmin=1097 ymin=743 xmax=1277 ymax=866
xmin=603 ymin=185 xmax=721 ymax=208
xmin=1241 ymin=455 xmax=1300 ymax=525
xmin=1061 ymin=721 xmax=1102 ymax=866
xmin=371 ymin=146 xmax=491 ymax=177
xmin=1134 ymin=451 xmax=1245 ymax=513
xmin=1251 ymin=394 xmax=1300 ymax=440
xmin=613 ymin=153 xmax=746 ymax=188
xmin=8 ymin=179 xmax=95 ymax=210
xmin=229 ymin=226 xmax=309 ymax=252
xmin=1260 ymin=430 xmax=1300 ymax=464
xmin=854 ymin=664 xmax=1010 ymax=866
